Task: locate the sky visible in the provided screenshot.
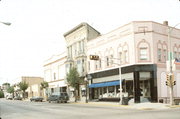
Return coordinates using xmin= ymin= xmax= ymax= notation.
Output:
xmin=0 ymin=0 xmax=180 ymax=85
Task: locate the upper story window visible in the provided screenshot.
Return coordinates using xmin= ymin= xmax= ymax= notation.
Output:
xmin=53 ymin=73 xmax=56 ymax=80
xmin=118 ymin=52 xmax=123 ymax=64
xmin=124 ymin=50 xmax=128 ymax=63
xmin=138 ymin=39 xmax=150 ymax=62
xmin=88 ymin=61 xmax=90 ymax=71
xmin=105 ymin=56 xmax=109 ymax=67
xmin=174 ymin=51 xmax=177 ymax=59
xmin=163 ymin=49 xmax=167 ymax=61
xmin=110 ymin=54 xmax=114 ymax=66
xmin=140 ymin=48 xmax=148 ymax=60
xmin=99 ymin=58 xmax=102 ymax=69
xmin=158 ymin=49 xmax=162 ymax=61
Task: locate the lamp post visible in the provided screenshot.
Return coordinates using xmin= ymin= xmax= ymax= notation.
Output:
xmin=84 ymin=77 xmax=88 ymax=103
xmin=167 ymin=22 xmax=180 ymax=105
xmin=0 ymin=21 xmax=11 ymax=26
xmin=119 ymin=66 xmax=123 ymax=105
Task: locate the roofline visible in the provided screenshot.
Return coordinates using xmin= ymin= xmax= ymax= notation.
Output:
xmin=63 ymin=22 xmax=100 ymax=37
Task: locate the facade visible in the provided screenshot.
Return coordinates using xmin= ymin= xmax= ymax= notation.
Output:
xmin=21 ymin=76 xmax=44 ymax=98
xmin=44 ymin=52 xmax=67 ymax=96
xmin=86 ymin=21 xmax=180 ymax=103
xmin=63 ymin=22 xmax=100 ymax=101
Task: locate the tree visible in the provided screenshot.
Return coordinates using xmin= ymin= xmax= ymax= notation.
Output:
xmin=66 ymin=67 xmax=83 ymax=102
xmin=18 ymin=81 xmax=29 ymax=99
xmin=7 ymin=86 xmax=15 ymax=98
xmin=0 ymin=91 xmax=4 ymax=98
xmin=40 ymin=81 xmax=49 ymax=100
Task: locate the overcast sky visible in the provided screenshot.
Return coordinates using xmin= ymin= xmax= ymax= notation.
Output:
xmin=0 ymin=0 xmax=180 ymax=85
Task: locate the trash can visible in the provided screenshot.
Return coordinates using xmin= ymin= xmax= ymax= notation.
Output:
xmin=122 ymin=97 xmax=129 ymax=105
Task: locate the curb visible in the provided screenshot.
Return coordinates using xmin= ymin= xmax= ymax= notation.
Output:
xmin=70 ymin=101 xmax=180 ymax=110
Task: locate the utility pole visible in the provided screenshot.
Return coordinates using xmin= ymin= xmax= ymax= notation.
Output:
xmin=167 ymin=22 xmax=180 ymax=105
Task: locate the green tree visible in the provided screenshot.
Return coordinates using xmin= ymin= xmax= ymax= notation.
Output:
xmin=2 ymin=83 xmax=10 ymax=86
xmin=7 ymin=86 xmax=15 ymax=98
xmin=40 ymin=81 xmax=49 ymax=100
xmin=66 ymin=67 xmax=83 ymax=102
xmin=18 ymin=81 xmax=29 ymax=99
xmin=0 ymin=91 xmax=4 ymax=98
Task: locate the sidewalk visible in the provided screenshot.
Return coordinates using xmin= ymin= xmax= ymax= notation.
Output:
xmin=72 ymin=101 xmax=180 ymax=110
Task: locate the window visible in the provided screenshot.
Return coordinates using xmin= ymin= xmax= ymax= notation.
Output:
xmin=110 ymin=54 xmax=113 ymax=66
xmin=105 ymin=56 xmax=109 ymax=67
xmin=53 ymin=73 xmax=56 ymax=80
xmin=88 ymin=61 xmax=90 ymax=71
xmin=82 ymin=59 xmax=84 ymax=72
xmin=95 ymin=60 xmax=98 ymax=70
xmin=124 ymin=50 xmax=128 ymax=63
xmin=163 ymin=49 xmax=167 ymax=61
xmin=174 ymin=51 xmax=177 ymax=59
xmin=99 ymin=59 xmax=101 ymax=69
xmin=119 ymin=52 xmax=123 ymax=64
xmin=158 ymin=49 xmax=162 ymax=61
xmin=140 ymin=48 xmax=148 ymax=60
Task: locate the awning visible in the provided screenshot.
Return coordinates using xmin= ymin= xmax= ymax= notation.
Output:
xmin=89 ymin=80 xmax=120 ymax=88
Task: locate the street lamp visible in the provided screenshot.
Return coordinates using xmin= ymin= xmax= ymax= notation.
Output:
xmin=167 ymin=22 xmax=180 ymax=105
xmin=119 ymin=66 xmax=123 ymax=105
xmin=0 ymin=21 xmax=11 ymax=26
xmin=84 ymin=77 xmax=88 ymax=103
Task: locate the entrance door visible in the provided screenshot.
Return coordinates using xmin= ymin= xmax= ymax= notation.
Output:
xmin=139 ymin=79 xmax=150 ymax=98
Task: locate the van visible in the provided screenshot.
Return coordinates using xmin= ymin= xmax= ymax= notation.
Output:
xmin=48 ymin=92 xmax=69 ymax=103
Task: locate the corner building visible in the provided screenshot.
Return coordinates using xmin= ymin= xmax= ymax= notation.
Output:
xmin=87 ymin=21 xmax=180 ymax=103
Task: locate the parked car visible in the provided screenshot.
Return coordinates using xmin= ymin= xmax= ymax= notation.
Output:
xmin=6 ymin=95 xmax=13 ymax=100
xmin=14 ymin=96 xmax=22 ymax=100
xmin=30 ymin=96 xmax=43 ymax=102
xmin=48 ymin=92 xmax=69 ymax=103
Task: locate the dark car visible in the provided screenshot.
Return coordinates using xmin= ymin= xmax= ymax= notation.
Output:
xmin=30 ymin=96 xmax=43 ymax=102
xmin=14 ymin=96 xmax=22 ymax=100
xmin=48 ymin=92 xmax=69 ymax=103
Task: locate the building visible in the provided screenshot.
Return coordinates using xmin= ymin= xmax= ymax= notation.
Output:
xmin=63 ymin=22 xmax=100 ymax=102
xmin=15 ymin=76 xmax=44 ymax=98
xmin=86 ymin=21 xmax=180 ymax=103
xmin=44 ymin=52 xmax=67 ymax=97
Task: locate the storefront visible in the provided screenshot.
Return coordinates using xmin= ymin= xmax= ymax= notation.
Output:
xmin=88 ymin=64 xmax=157 ymax=103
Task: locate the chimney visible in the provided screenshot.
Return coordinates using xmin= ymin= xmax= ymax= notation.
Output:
xmin=163 ymin=21 xmax=168 ymax=26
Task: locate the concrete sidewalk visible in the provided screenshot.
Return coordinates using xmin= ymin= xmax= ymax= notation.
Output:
xmin=72 ymin=101 xmax=180 ymax=110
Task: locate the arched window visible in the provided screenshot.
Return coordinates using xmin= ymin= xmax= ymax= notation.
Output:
xmin=162 ymin=42 xmax=168 ymax=62
xmin=117 ymin=44 xmax=123 ymax=64
xmin=173 ymin=44 xmax=178 ymax=59
xmin=138 ymin=39 xmax=150 ymax=61
xmin=123 ymin=43 xmax=129 ymax=63
xmin=109 ymin=48 xmax=114 ymax=66
xmin=104 ymin=49 xmax=109 ymax=67
xmin=157 ymin=41 xmax=162 ymax=62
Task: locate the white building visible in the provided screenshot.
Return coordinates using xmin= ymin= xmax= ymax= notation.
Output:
xmin=44 ymin=52 xmax=67 ymax=96
xmin=63 ymin=23 xmax=100 ymax=102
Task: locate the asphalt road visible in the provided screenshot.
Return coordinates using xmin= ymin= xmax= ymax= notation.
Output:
xmin=0 ymin=99 xmax=180 ymax=119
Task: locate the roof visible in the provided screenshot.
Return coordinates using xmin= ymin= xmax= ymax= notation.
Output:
xmin=63 ymin=22 xmax=100 ymax=37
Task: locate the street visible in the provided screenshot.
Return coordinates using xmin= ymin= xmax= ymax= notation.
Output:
xmin=0 ymin=99 xmax=180 ymax=119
